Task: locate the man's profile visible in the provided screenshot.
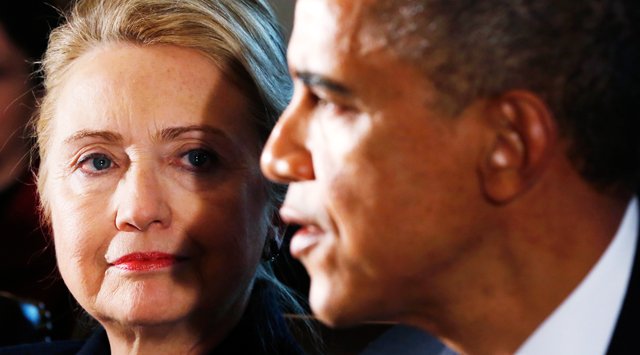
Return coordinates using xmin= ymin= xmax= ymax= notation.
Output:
xmin=261 ymin=0 xmax=639 ymax=353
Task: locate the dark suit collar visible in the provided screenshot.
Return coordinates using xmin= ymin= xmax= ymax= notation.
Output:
xmin=606 ymin=207 xmax=640 ymax=354
xmin=74 ymin=280 xmax=304 ymax=355
xmin=77 ymin=327 xmax=109 ymax=355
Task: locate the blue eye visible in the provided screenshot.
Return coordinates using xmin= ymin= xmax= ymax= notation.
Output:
xmin=181 ymin=149 xmax=218 ymax=172
xmin=188 ymin=150 xmax=209 ymax=167
xmin=78 ymin=153 xmax=114 ymax=175
xmin=91 ymin=155 xmax=112 ymax=170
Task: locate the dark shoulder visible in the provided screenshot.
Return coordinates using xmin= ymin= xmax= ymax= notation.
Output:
xmin=211 ymin=280 xmax=307 ymax=355
xmin=0 ymin=328 xmax=109 ymax=355
xmin=0 ymin=340 xmax=84 ymax=355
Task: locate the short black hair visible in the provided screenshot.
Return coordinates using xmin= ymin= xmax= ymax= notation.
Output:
xmin=366 ymin=0 xmax=640 ymax=190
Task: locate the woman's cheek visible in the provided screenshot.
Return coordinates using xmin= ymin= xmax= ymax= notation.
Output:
xmin=49 ymin=180 xmax=114 ymax=301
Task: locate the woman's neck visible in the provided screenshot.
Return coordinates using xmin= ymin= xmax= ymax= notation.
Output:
xmin=102 ymin=289 xmax=251 ymax=355
xmin=106 ymin=324 xmax=216 ymax=355
xmin=104 ymin=310 xmax=242 ymax=355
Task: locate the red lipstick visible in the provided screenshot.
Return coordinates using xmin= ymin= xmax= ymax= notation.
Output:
xmin=111 ymin=252 xmax=180 ymax=271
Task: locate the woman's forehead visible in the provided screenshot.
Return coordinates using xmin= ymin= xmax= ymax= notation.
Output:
xmin=48 ymin=44 xmax=257 ymax=145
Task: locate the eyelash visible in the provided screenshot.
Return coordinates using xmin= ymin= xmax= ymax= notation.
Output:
xmin=309 ymin=91 xmax=355 ymax=115
xmin=75 ymin=148 xmax=220 ymax=177
xmin=176 ymin=148 xmax=220 ymax=173
xmin=77 ymin=153 xmax=116 ymax=176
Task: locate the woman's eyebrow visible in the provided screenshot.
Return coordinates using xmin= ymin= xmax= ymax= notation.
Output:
xmin=63 ymin=126 xmax=233 ymax=145
xmin=64 ymin=130 xmax=123 ymax=144
xmin=157 ymin=125 xmax=230 ymax=142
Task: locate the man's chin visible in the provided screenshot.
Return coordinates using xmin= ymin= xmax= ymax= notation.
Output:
xmin=308 ymin=278 xmax=371 ymax=328
xmin=312 ymin=306 xmax=362 ymax=328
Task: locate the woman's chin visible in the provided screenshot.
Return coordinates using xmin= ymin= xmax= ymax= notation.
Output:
xmin=94 ymin=278 xmax=198 ymax=326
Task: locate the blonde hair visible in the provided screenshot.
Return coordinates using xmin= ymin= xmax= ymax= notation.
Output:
xmin=37 ymin=0 xmax=290 ymax=216
xmin=35 ymin=0 xmax=318 ymax=350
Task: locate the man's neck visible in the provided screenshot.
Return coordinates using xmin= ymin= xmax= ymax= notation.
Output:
xmin=410 ymin=181 xmax=633 ymax=355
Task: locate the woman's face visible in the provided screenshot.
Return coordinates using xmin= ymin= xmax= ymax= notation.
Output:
xmin=43 ymin=43 xmax=269 ymax=330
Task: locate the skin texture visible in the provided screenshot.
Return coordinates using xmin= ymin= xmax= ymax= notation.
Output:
xmin=43 ymin=43 xmax=269 ymax=354
xmin=261 ymin=0 xmax=631 ymax=353
xmin=266 ymin=0 xmax=488 ymax=324
xmin=263 ymin=0 xmax=495 ymax=326
xmin=0 ymin=25 xmax=31 ymax=189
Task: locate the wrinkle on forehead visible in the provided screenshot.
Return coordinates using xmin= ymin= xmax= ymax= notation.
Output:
xmin=337 ymin=0 xmax=368 ymax=55
xmin=355 ymin=0 xmax=435 ymax=60
xmin=324 ymin=0 xmax=383 ymax=57
xmin=315 ymin=0 xmax=387 ymax=58
xmin=315 ymin=0 xmax=364 ymax=57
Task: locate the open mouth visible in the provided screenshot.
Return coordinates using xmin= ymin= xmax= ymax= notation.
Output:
xmin=289 ymin=224 xmax=325 ymax=258
xmin=279 ymin=204 xmax=328 ymax=258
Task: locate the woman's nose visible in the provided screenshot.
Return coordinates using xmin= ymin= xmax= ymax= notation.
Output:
xmin=261 ymin=101 xmax=315 ymax=183
xmin=114 ymin=164 xmax=171 ymax=232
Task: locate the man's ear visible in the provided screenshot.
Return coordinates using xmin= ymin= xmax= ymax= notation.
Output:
xmin=479 ymin=90 xmax=558 ymax=204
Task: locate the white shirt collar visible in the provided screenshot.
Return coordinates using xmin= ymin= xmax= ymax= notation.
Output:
xmin=516 ymin=197 xmax=638 ymax=355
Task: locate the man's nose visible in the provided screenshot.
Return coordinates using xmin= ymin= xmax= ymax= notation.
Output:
xmin=261 ymin=100 xmax=315 ymax=183
xmin=114 ymin=163 xmax=171 ymax=232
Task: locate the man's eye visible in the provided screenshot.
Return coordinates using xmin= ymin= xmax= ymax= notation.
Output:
xmin=78 ymin=153 xmax=113 ymax=173
xmin=311 ymin=93 xmax=356 ymax=116
xmin=310 ymin=92 xmax=330 ymax=108
xmin=180 ymin=149 xmax=218 ymax=171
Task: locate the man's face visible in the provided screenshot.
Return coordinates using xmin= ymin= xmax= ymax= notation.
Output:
xmin=262 ymin=0 xmax=490 ymax=326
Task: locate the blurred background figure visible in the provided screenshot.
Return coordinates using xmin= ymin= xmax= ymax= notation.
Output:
xmin=0 ymin=0 xmax=75 ymax=345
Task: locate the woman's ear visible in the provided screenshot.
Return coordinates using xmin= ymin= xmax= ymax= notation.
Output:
xmin=479 ymin=90 xmax=558 ymax=204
